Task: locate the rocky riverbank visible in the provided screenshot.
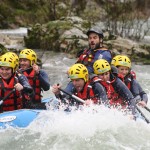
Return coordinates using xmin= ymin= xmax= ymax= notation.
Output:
xmin=0 ymin=17 xmax=150 ymax=64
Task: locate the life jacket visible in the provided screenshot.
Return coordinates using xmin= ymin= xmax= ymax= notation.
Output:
xmin=0 ymin=76 xmax=22 ymax=112
xmin=130 ymin=70 xmax=136 ymax=79
xmin=118 ymin=70 xmax=136 ymax=90
xmin=99 ymin=79 xmax=127 ymax=107
xmin=74 ymin=81 xmax=99 ymax=104
xmin=124 ymin=71 xmax=136 ymax=90
xmin=117 ymin=73 xmax=124 ymax=82
xmin=23 ymin=69 xmax=41 ymax=103
xmin=77 ymin=47 xmax=109 ymax=66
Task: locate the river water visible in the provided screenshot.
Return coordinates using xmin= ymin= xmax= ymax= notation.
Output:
xmin=0 ymin=27 xmax=150 ymax=149
xmin=0 ymin=51 xmax=150 ymax=150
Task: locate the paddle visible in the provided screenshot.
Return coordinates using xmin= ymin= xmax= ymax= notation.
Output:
xmin=0 ymin=89 xmax=15 ymax=105
xmin=144 ymin=106 xmax=150 ymax=113
xmin=58 ymin=88 xmax=85 ymax=104
xmin=136 ymin=105 xmax=150 ymax=124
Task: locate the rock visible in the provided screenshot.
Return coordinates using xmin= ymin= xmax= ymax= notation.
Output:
xmin=61 ymin=16 xmax=84 ymax=24
xmin=60 ymin=27 xmax=88 ymax=51
xmin=0 ymin=16 xmax=149 ymax=63
xmin=105 ymin=36 xmax=150 ymax=58
xmin=25 ymin=17 xmax=90 ymax=53
xmin=60 ymin=27 xmax=87 ymax=39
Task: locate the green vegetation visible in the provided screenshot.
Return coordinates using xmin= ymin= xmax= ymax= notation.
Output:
xmin=0 ymin=43 xmax=8 ymax=55
xmin=0 ymin=0 xmax=150 ymax=29
xmin=0 ymin=0 xmax=70 ymax=28
xmin=0 ymin=0 xmax=150 ymax=63
xmin=24 ymin=18 xmax=89 ymax=52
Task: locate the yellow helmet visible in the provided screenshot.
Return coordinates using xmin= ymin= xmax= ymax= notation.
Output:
xmin=19 ymin=49 xmax=37 ymax=65
xmin=5 ymin=52 xmax=19 ymax=63
xmin=112 ymin=55 xmax=131 ymax=68
xmin=0 ymin=53 xmax=18 ymax=72
xmin=93 ymin=59 xmax=111 ymax=75
xmin=68 ymin=63 xmax=88 ymax=82
xmin=111 ymin=55 xmax=121 ymax=66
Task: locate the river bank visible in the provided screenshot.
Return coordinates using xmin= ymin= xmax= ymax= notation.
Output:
xmin=0 ymin=27 xmax=150 ymax=64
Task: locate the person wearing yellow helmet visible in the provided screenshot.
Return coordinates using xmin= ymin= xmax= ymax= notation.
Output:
xmin=67 ymin=27 xmax=112 ymax=96
xmin=93 ymin=59 xmax=137 ymax=116
xmin=19 ymin=49 xmax=50 ymax=109
xmin=5 ymin=52 xmax=19 ymax=70
xmin=0 ymin=52 xmax=33 ymax=112
xmin=111 ymin=55 xmax=132 ymax=77
xmin=111 ymin=55 xmax=148 ymax=108
xmin=93 ymin=59 xmax=111 ymax=82
xmin=52 ymin=63 xmax=108 ymax=106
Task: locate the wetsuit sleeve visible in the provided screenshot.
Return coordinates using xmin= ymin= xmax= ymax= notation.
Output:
xmin=55 ymin=82 xmax=73 ymax=99
xmin=112 ymin=77 xmax=136 ymax=115
xmin=92 ymin=82 xmax=108 ymax=103
xmin=130 ymin=79 xmax=148 ymax=104
xmin=17 ymin=74 xmax=35 ymax=109
xmin=64 ymin=82 xmax=74 ymax=93
xmin=18 ymin=74 xmax=33 ymax=95
xmin=38 ymin=69 xmax=50 ymax=91
xmin=112 ymin=78 xmax=134 ymax=101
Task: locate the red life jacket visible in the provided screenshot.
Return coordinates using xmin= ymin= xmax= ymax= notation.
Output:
xmin=123 ymin=70 xmax=136 ymax=90
xmin=125 ymin=79 xmax=131 ymax=90
xmin=100 ymin=80 xmax=127 ymax=107
xmin=0 ymin=77 xmax=22 ymax=112
xmin=74 ymin=82 xmax=98 ymax=104
xmin=117 ymin=73 xmax=124 ymax=82
xmin=77 ymin=48 xmax=109 ymax=66
xmin=117 ymin=73 xmax=132 ymax=91
xmin=23 ymin=70 xmax=41 ymax=103
xmin=130 ymin=70 xmax=136 ymax=79
xmin=118 ymin=70 xmax=136 ymax=90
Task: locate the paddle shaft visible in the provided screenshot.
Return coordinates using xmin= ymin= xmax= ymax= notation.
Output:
xmin=136 ymin=105 xmax=150 ymax=124
xmin=0 ymin=89 xmax=15 ymax=105
xmin=59 ymin=88 xmax=85 ymax=104
xmin=144 ymin=106 xmax=150 ymax=113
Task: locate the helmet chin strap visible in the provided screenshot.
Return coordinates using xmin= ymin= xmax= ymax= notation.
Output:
xmin=31 ymin=60 xmax=35 ymax=66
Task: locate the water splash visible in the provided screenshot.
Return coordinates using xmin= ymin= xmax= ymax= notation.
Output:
xmin=3 ymin=105 xmax=146 ymax=150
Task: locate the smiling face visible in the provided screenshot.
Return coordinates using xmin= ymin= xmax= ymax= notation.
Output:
xmin=117 ymin=66 xmax=130 ymax=77
xmin=19 ymin=58 xmax=31 ymax=70
xmin=88 ymin=33 xmax=101 ymax=49
xmin=72 ymin=78 xmax=85 ymax=92
xmin=98 ymin=71 xmax=110 ymax=82
xmin=0 ymin=66 xmax=12 ymax=80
